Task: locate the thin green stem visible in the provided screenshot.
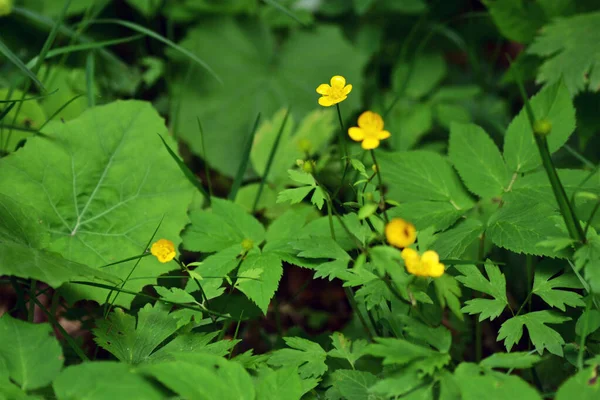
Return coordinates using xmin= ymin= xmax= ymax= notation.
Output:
xmin=335 ymin=103 xmax=350 ymax=193
xmin=370 ymin=149 xmax=389 ymax=222
xmin=584 ymin=200 xmax=600 ymax=238
xmin=577 ymin=296 xmax=592 ymax=370
xmin=345 ymin=286 xmax=374 ymax=342
xmin=325 ymin=195 xmax=336 ymax=241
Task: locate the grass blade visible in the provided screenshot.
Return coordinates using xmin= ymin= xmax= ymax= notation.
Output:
xmin=0 ymin=103 xmax=16 ymax=123
xmin=229 ymin=113 xmax=261 ymax=201
xmin=157 ymin=133 xmax=210 ymax=203
xmin=0 ymin=39 xmax=45 ymax=90
xmin=38 ymin=94 xmax=84 ymax=131
xmin=90 ymin=19 xmax=222 ymax=84
xmin=85 ymin=52 xmax=95 ymax=107
xmin=262 ymin=0 xmax=308 ymax=26
xmin=0 ymin=89 xmax=59 ymax=104
xmin=252 ymin=107 xmax=291 ymax=212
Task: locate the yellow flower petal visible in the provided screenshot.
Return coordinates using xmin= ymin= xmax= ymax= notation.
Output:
xmin=377 ymin=130 xmax=391 ymax=140
xmin=318 ymin=96 xmax=337 ymax=107
xmin=421 ymin=250 xmax=440 ymax=265
xmin=348 ymin=127 xmax=365 ymax=142
xmin=151 ymin=239 xmax=176 ymax=263
xmin=361 ymin=138 xmax=380 ymax=149
xmin=386 ymin=218 xmax=417 ymax=248
xmin=330 ymin=75 xmax=346 ymax=88
xmin=343 ymin=84 xmax=353 ymax=95
xmin=429 ymin=263 xmax=445 ymax=278
xmin=358 ymin=111 xmax=384 ymax=131
xmin=316 ymin=84 xmax=331 ymax=95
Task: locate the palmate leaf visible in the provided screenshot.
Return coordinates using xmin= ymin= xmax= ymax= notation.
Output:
xmin=268 ymin=337 xmax=328 ymax=379
xmin=0 ymin=315 xmax=63 ymax=391
xmin=169 ymin=17 xmax=368 ymax=177
xmin=456 ymin=262 xmax=509 ymax=322
xmin=255 ymin=367 xmax=306 ymax=400
xmin=94 ymin=303 xmax=179 ymax=364
xmin=0 ymin=101 xmax=195 ymax=308
xmin=528 ymin=11 xmax=600 ymax=95
xmin=453 ymin=363 xmax=542 ymax=400
xmin=431 ymin=218 xmax=485 ymax=259
xmin=532 ymin=263 xmax=584 ymax=311
xmin=497 ymin=310 xmax=570 ymax=356
xmin=236 ymin=252 xmax=283 ymax=314
xmin=326 ymin=370 xmax=382 ymax=400
xmin=328 ymin=332 xmax=368 ymax=369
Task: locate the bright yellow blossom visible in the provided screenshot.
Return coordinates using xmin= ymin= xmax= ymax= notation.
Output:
xmin=385 ymin=218 xmax=416 ymax=248
xmin=151 ymin=239 xmax=176 ymax=263
xmin=316 ymin=75 xmax=352 ymax=107
xmin=0 ymin=0 xmax=12 ymax=17
xmin=401 ymin=248 xmax=445 ymax=278
xmin=348 ymin=111 xmax=391 ymax=150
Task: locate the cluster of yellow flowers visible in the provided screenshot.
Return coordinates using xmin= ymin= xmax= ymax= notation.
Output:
xmin=316 ymin=75 xmax=390 ymax=150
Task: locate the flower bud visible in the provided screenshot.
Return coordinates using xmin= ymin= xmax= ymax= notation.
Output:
xmin=297 ymin=138 xmax=312 ymax=153
xmin=241 ymin=238 xmax=254 ymax=251
xmin=533 ymin=119 xmax=552 ymax=136
xmin=0 ymin=0 xmax=12 ymax=17
xmin=302 ymin=160 xmax=315 ymax=174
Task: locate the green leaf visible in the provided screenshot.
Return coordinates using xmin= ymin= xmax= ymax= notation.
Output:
xmin=0 ymin=315 xmax=63 ymax=390
xmin=148 ymin=332 xmax=222 ymax=362
xmin=397 ymin=315 xmax=452 ymax=353
xmin=431 ymin=218 xmax=485 ymax=259
xmin=293 ymin=237 xmax=350 ymax=261
xmin=483 ymin=0 xmax=547 ymax=43
xmin=377 ymin=150 xmax=474 ymax=210
xmin=449 ymin=122 xmax=510 ymax=198
xmin=255 ymin=367 xmax=305 ymax=400
xmin=434 ymin=273 xmax=463 ymax=320
xmin=387 ymin=101 xmax=433 ymax=151
xmin=185 ymin=245 xmax=240 ymax=299
xmin=392 ymin=53 xmax=447 ymax=99
xmin=39 ymin=65 xmax=91 ymax=121
xmin=497 ymin=310 xmax=570 ymax=356
xmin=556 ymin=365 xmax=600 ymax=400
xmin=94 ymin=303 xmax=179 ymax=364
xmin=170 ymin=18 xmax=368 ymax=177
xmin=155 ymin=286 xmax=198 ymax=304
xmin=182 ymin=197 xmax=265 ymax=253
xmin=53 ymin=361 xmax=162 ymax=400
xmin=528 ymin=11 xmax=600 ymax=95
xmin=276 ymin=186 xmax=316 ymax=206
xmin=268 ymin=337 xmax=328 ymax=379
xmin=503 ymin=81 xmax=576 ymax=173
xmin=141 ymin=354 xmax=255 ymax=400
xmin=532 ymin=263 xmax=584 ymax=311
xmin=236 ymin=252 xmax=283 ymax=314
xmin=575 ymin=232 xmax=600 ymax=293
xmin=456 ymin=262 xmax=509 ymax=322
xmin=365 ymin=337 xmax=437 ymax=366
xmin=388 ymin=201 xmax=465 ymax=232
xmin=0 ymin=88 xmax=47 ymax=152
xmin=0 ymin=193 xmax=118 ymax=287
xmin=0 ymin=101 xmax=195 ymax=307
xmin=487 ymin=196 xmax=568 ymax=257
xmin=327 ymin=370 xmax=381 ymax=400
xmin=251 ymin=108 xmax=336 ymax=184
xmin=328 ymin=332 xmax=368 ymax=369
xmin=480 ymin=352 xmax=542 ymax=370
xmin=454 ymin=362 xmax=542 ymax=400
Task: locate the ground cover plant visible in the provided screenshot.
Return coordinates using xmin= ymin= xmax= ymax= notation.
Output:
xmin=1 ymin=0 xmax=600 ymax=398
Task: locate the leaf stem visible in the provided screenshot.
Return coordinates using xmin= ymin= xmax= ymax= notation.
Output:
xmin=370 ymin=149 xmax=389 ymax=223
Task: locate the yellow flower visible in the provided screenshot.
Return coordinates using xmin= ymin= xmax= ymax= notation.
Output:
xmin=385 ymin=218 xmax=416 ymax=248
xmin=0 ymin=0 xmax=12 ymax=17
xmin=151 ymin=239 xmax=176 ymax=263
xmin=316 ymin=75 xmax=352 ymax=107
xmin=348 ymin=111 xmax=391 ymax=150
xmin=401 ymin=248 xmax=445 ymax=278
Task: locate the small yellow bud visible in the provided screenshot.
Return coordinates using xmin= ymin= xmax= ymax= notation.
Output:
xmin=241 ymin=238 xmax=254 ymax=251
xmin=296 ymin=159 xmax=304 ymax=167
xmin=0 ymin=0 xmax=12 ymax=17
xmin=371 ymin=164 xmax=378 ymax=173
xmin=302 ymin=160 xmax=315 ymax=174
xmin=297 ymin=138 xmax=312 ymax=153
xmin=533 ymin=120 xmax=552 ymax=136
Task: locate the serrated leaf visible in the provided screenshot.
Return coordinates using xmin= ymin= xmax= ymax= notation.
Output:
xmin=532 ymin=263 xmax=584 ymax=311
xmin=456 ymin=263 xmax=508 ymax=321
xmin=155 ymin=286 xmax=198 ymax=305
xmin=528 ymin=12 xmax=600 ymax=95
xmin=388 ymin=201 xmax=465 ymax=232
xmin=480 ymin=352 xmax=542 ymax=370
xmin=431 ymin=218 xmax=485 ymax=259
xmin=311 ymin=186 xmax=326 ymax=210
xmin=236 ymin=252 xmax=283 ymax=314
xmin=328 ymin=332 xmax=368 ymax=369
xmin=0 ymin=315 xmax=63 ymax=390
xmin=148 ymin=332 xmax=220 ymax=362
xmin=288 ymin=169 xmax=316 ymax=186
xmin=377 ymin=150 xmax=474 ymax=210
xmin=255 ymin=367 xmax=305 ymax=400
xmin=94 ymin=303 xmax=179 ymax=364
xmin=0 ymin=101 xmax=195 ymax=307
xmin=328 ymin=369 xmax=381 ymax=400
xmin=449 ymin=122 xmax=510 ymax=198
xmin=497 ymin=310 xmax=570 ymax=356
xmin=170 ymin=18 xmax=368 ymax=177
xmin=276 ymin=186 xmax=315 ymax=205
xmin=503 ymin=81 xmax=576 ymax=173
xmin=365 ymin=337 xmax=437 ymax=366
xmin=182 ymin=197 xmax=265 ymax=253
xmin=268 ymin=337 xmax=328 ymax=379
xmin=53 ymin=362 xmax=163 ymax=400
xmin=293 ymin=237 xmax=350 ymax=261
xmin=434 ymin=273 xmax=463 ymax=320
xmin=483 ymin=0 xmax=547 ymax=43
xmin=556 ymin=365 xmax=600 ymax=400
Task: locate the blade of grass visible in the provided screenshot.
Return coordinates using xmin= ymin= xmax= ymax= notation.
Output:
xmin=262 ymin=0 xmax=308 ymax=26
xmin=89 ymin=19 xmax=222 ymax=84
xmin=0 ymin=103 xmax=16 ymax=123
xmin=0 ymin=89 xmax=59 ymax=104
xmin=99 ymin=253 xmax=151 ymax=269
xmin=157 ymin=133 xmax=210 ymax=203
xmin=196 ymin=117 xmax=213 ymax=198
xmin=38 ymin=94 xmax=84 ymax=131
xmin=252 ymin=107 xmax=291 ymax=212
xmin=85 ymin=52 xmax=95 ymax=107
xmin=0 ymin=39 xmax=45 ymax=90
xmin=229 ymin=113 xmax=261 ymax=201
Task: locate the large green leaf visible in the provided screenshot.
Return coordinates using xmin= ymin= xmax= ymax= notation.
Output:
xmin=503 ymin=82 xmax=576 ymax=173
xmin=377 ymin=150 xmax=474 ymax=210
xmin=456 ymin=263 xmax=509 ymax=322
xmin=556 ymin=365 xmax=600 ymax=400
xmin=0 ymin=194 xmax=118 ymax=288
xmin=0 ymin=315 xmax=63 ymax=391
xmin=236 ymin=252 xmax=283 ymax=314
xmin=453 ymin=363 xmax=542 ymax=400
xmin=255 ymin=367 xmax=305 ymax=400
xmin=268 ymin=337 xmax=328 ymax=379
xmin=0 ymin=88 xmax=46 ymax=153
xmin=388 ymin=202 xmax=465 ymax=232
xmin=483 ymin=0 xmax=547 ymax=43
xmin=0 ymin=101 xmax=195 ymax=307
xmin=431 ymin=218 xmax=485 ymax=259
xmin=528 ymin=11 xmax=600 ymax=95
xmin=170 ymin=18 xmax=368 ymax=176
xmin=449 ymin=122 xmax=510 ymax=198
xmin=53 ymin=362 xmax=163 ymax=400
xmin=94 ymin=304 xmax=179 ymax=364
